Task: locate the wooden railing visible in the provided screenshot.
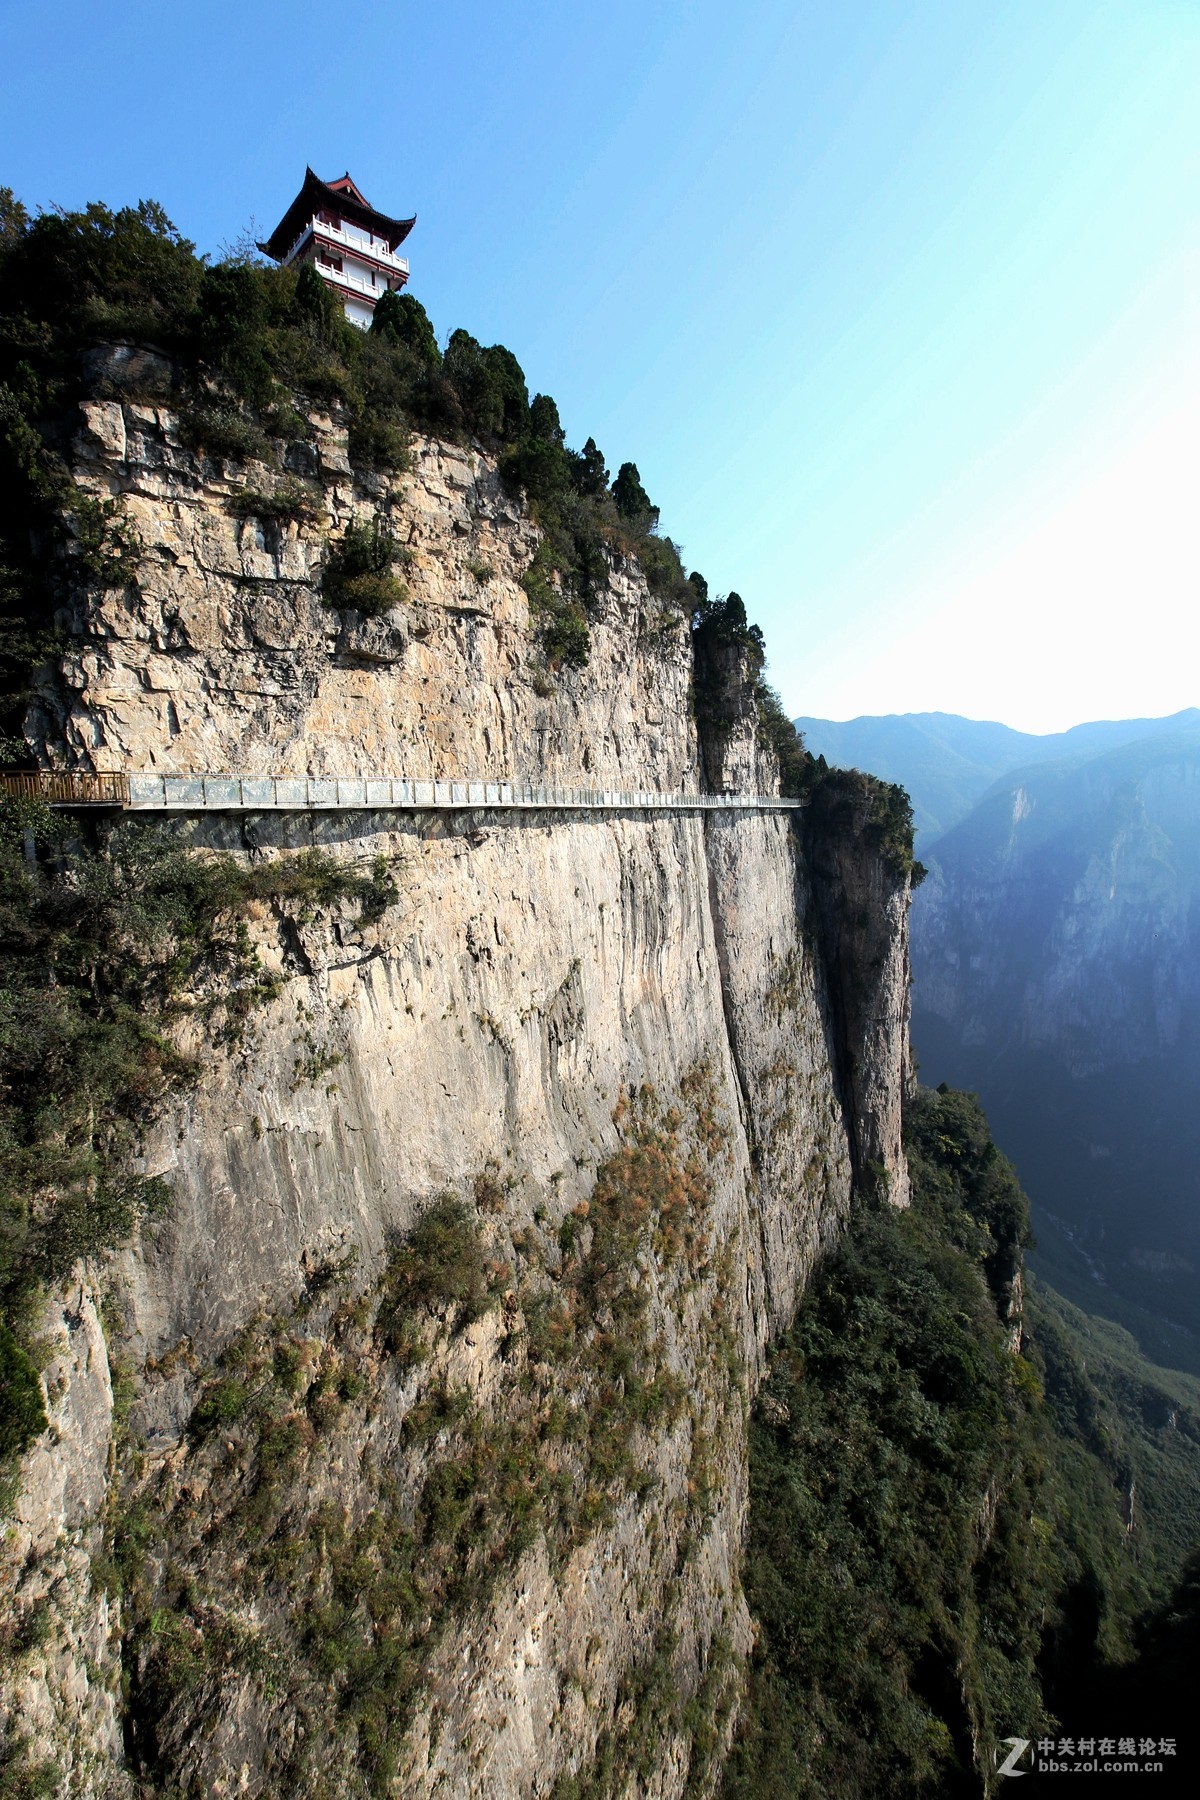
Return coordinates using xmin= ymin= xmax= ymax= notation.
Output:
xmin=0 ymin=771 xmax=129 ymax=806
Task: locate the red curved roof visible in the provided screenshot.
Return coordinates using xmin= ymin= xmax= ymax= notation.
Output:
xmin=261 ymin=167 xmax=415 ymax=260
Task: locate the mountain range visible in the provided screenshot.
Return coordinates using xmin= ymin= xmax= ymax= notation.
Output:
xmin=799 ymin=708 xmax=1200 ymax=1373
xmin=794 ymin=707 xmax=1200 ymax=849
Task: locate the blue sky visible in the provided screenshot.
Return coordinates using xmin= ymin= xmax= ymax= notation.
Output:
xmin=3 ymin=0 xmax=1196 ymax=731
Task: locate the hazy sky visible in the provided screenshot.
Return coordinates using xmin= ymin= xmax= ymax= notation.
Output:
xmin=3 ymin=0 xmax=1196 ymax=732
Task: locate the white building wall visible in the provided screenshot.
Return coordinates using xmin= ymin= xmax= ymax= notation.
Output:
xmin=286 ymin=210 xmax=411 ymax=329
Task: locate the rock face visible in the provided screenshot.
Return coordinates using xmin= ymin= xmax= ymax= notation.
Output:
xmin=2 ymin=397 xmax=913 ymax=1796
xmin=802 ymin=775 xmax=914 ymax=1206
xmin=34 ymin=403 xmax=695 ymax=793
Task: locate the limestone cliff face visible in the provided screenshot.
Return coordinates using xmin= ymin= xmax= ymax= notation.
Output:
xmin=2 ymin=387 xmax=912 ymax=1797
xmin=801 ymin=774 xmax=914 ymax=1205
xmin=35 ymin=390 xmax=694 ymax=793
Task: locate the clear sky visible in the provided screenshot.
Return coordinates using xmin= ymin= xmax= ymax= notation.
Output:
xmin=3 ymin=0 xmax=1196 ymax=732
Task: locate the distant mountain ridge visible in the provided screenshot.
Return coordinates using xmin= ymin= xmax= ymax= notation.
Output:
xmin=794 ymin=708 xmax=1200 ymax=848
xmin=796 ymin=705 xmax=1200 ymax=1369
xmin=901 ymin=717 xmax=1200 ymax=1370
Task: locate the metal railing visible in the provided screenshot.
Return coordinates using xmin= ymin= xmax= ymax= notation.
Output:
xmin=2 ymin=771 xmax=805 ymax=815
xmin=123 ymin=776 xmax=804 ymax=813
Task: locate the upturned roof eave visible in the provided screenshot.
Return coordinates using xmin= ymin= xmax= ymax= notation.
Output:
xmin=262 ymin=167 xmax=416 ymax=261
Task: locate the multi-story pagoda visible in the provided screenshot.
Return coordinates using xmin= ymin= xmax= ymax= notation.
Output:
xmin=259 ymin=168 xmax=415 ymax=328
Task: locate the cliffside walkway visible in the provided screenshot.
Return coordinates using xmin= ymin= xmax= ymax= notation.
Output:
xmin=1 ymin=771 xmax=805 ymax=815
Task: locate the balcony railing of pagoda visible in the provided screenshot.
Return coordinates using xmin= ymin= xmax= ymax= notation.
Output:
xmin=318 ymin=263 xmax=390 ymax=302
xmin=281 ymin=220 xmax=410 ymax=280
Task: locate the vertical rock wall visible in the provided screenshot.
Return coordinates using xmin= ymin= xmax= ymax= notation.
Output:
xmin=1 ymin=399 xmax=912 ymax=1797
xmin=802 ymin=774 xmax=915 ymax=1205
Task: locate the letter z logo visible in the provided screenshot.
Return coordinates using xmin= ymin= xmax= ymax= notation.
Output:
xmin=997 ymin=1737 xmax=1031 ymax=1777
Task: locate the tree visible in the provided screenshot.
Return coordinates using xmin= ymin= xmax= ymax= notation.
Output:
xmin=3 ymin=200 xmax=201 ymax=338
xmin=0 ymin=188 xmax=28 ymax=253
xmin=569 ymin=436 xmax=609 ymax=497
xmin=529 ymin=392 xmax=564 ymax=445
xmin=293 ymin=262 xmax=343 ymax=342
xmin=611 ymin=461 xmax=658 ymax=531
xmin=371 ymin=289 xmax=441 ymax=366
xmin=443 ymin=330 xmax=530 ymax=441
xmin=193 ymin=260 xmax=274 ymax=403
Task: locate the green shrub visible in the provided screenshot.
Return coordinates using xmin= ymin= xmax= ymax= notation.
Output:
xmin=229 ymin=476 xmax=323 ymax=524
xmin=178 ymin=400 xmax=271 ymax=464
xmin=70 ymin=494 xmax=142 ymax=588
xmin=321 ymin=519 xmax=408 ymax=617
xmin=188 ymin=1378 xmax=251 ymax=1441
xmin=0 ymin=1320 xmax=46 ymax=1460
xmin=292 ymin=262 xmax=343 ymax=344
xmin=347 ymin=415 xmax=412 ymax=473
xmin=371 ymin=290 xmax=440 ymax=368
xmin=520 ymin=546 xmax=590 ymax=670
xmin=800 ymin=763 xmax=924 ymax=880
xmin=754 ymin=679 xmax=808 ymax=797
xmin=383 ymin=1197 xmax=493 ymax=1324
xmin=0 ymin=1736 xmax=61 ymax=1799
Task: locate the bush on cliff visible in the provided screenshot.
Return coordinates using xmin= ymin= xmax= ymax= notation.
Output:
xmin=0 ymin=808 xmax=395 ymax=1486
xmin=726 ymin=1088 xmax=1045 ymax=1798
xmin=726 ymin=1085 xmax=1195 ymax=1798
xmin=321 ymin=518 xmax=409 ymax=617
xmin=801 ymin=762 xmax=925 ymax=880
xmin=370 ymin=288 xmax=441 ymax=367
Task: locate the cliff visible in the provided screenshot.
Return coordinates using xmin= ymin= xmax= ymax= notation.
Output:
xmin=0 ymin=375 xmax=913 ymax=1797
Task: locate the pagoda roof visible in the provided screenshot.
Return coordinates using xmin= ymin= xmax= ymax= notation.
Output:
xmin=260 ymin=167 xmax=415 ymax=260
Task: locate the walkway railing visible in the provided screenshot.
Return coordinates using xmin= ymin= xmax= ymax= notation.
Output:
xmin=1 ymin=771 xmax=804 ymax=814
xmin=0 ymin=771 xmax=129 ymax=806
